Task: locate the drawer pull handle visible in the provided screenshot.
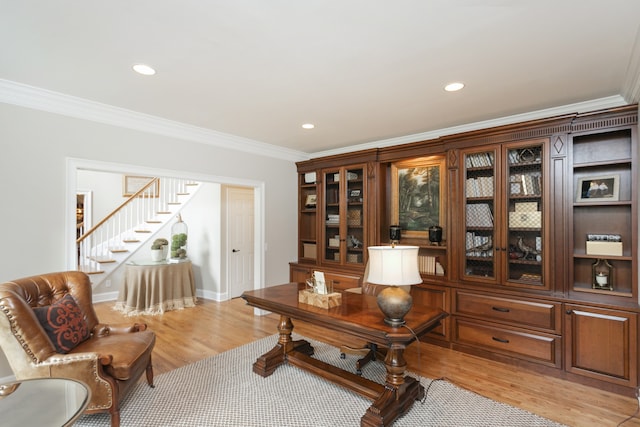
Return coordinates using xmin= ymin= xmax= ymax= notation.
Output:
xmin=492 ymin=337 xmax=510 ymax=344
xmin=492 ymin=306 xmax=510 ymax=313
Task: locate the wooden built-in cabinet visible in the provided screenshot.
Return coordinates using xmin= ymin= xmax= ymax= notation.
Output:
xmin=292 ymin=105 xmax=639 ymax=396
xmin=565 ymin=304 xmax=637 ymax=387
xmin=459 ymin=139 xmax=549 ymax=290
xmin=298 ymin=172 xmax=319 ymax=263
xmin=321 ymin=165 xmax=368 ymax=267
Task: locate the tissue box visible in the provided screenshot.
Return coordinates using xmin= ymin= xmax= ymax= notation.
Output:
xmin=509 ymin=211 xmax=541 ymax=228
xmin=298 ymin=289 xmax=342 ymax=309
xmin=586 ymin=241 xmax=623 ymax=256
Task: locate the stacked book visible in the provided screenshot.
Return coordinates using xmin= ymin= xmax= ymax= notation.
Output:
xmin=326 ymin=214 xmax=340 ymax=225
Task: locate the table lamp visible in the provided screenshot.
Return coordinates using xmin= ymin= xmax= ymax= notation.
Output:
xmin=366 ymin=245 xmax=422 ymax=327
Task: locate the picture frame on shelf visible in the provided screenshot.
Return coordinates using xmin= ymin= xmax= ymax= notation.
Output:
xmin=576 ymin=174 xmax=620 ymax=203
xmin=304 ymin=194 xmax=317 ymax=208
xmin=348 ymin=189 xmax=362 ymax=202
xmin=123 ymin=176 xmax=159 ymax=197
xmin=391 ymin=157 xmax=445 ymax=238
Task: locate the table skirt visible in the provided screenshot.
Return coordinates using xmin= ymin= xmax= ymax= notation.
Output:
xmin=115 ymin=260 xmax=197 ymax=315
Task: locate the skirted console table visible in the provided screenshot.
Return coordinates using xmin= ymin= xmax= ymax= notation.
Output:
xmin=115 ymin=259 xmax=197 ymax=315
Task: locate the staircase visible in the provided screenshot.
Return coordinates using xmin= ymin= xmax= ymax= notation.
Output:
xmin=76 ymin=177 xmax=201 ymax=287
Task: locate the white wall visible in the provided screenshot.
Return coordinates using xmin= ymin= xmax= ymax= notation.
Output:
xmin=0 ymin=102 xmax=298 ymax=377
xmin=77 ymin=170 xmax=124 ymax=224
xmin=76 ymin=171 xmax=224 ymax=297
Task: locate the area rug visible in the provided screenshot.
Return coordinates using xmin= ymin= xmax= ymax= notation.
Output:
xmin=75 ymin=334 xmax=566 ymax=427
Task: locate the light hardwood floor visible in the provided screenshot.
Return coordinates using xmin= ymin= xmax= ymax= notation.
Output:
xmin=95 ymin=298 xmax=640 ymax=427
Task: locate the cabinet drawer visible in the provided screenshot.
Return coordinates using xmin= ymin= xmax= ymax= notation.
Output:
xmin=323 ymin=272 xmax=361 ymax=291
xmin=454 ymin=318 xmax=561 ymax=367
xmin=454 ymin=291 xmax=561 ymax=333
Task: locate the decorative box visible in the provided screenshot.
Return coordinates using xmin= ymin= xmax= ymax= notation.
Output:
xmin=347 ymin=209 xmax=361 ymax=226
xmin=304 ymin=172 xmax=316 ymax=183
xmin=347 ymin=253 xmax=362 ymax=263
xmin=514 ymin=202 xmax=538 ymax=212
xmin=328 ymin=238 xmax=340 ymax=247
xmin=346 ymin=172 xmax=358 ymax=181
xmin=303 ymin=243 xmax=316 ymax=258
xmin=586 ymin=241 xmax=623 ymax=257
xmin=508 ymin=211 xmax=541 ymax=228
xmin=298 ymin=289 xmax=342 ymax=309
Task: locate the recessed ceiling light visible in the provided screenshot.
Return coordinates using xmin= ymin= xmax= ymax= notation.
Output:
xmin=133 ymin=64 xmax=156 ymax=76
xmin=302 ymin=123 xmax=315 ymax=130
xmin=444 ymin=82 xmax=465 ymax=92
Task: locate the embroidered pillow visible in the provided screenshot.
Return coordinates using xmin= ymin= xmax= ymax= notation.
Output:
xmin=34 ymin=294 xmax=90 ymax=353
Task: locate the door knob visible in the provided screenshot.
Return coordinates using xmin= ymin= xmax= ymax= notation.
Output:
xmin=232 ymin=249 xmax=240 ymax=253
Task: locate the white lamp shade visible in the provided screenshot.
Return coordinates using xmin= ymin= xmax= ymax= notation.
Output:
xmin=366 ymin=246 xmax=422 ymax=286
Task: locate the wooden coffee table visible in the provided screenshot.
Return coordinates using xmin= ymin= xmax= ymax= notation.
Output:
xmin=242 ymin=283 xmax=448 ymax=427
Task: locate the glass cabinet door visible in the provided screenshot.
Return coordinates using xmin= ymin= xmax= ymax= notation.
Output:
xmin=322 ymin=166 xmax=366 ymax=266
xmin=504 ymin=142 xmax=545 ymax=288
xmin=461 ymin=140 xmax=547 ymax=289
xmin=345 ymin=167 xmax=365 ymax=265
xmin=462 ymin=149 xmax=497 ymax=282
xmin=323 ymin=169 xmax=341 ymax=263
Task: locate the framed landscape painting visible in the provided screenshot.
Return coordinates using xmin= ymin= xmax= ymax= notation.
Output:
xmin=391 ymin=157 xmax=445 ymax=238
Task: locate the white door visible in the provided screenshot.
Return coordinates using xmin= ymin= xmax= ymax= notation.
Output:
xmin=226 ymin=186 xmax=255 ymax=298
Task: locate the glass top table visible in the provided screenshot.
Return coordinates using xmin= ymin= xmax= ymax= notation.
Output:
xmin=0 ymin=378 xmax=89 ymax=427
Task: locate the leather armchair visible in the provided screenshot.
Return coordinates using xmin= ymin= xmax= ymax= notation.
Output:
xmin=0 ymin=271 xmax=155 ymax=427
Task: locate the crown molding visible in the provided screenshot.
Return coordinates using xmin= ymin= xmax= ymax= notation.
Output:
xmin=1 ymin=79 xmax=632 ymax=163
xmin=310 ymin=95 xmax=629 ymax=159
xmin=622 ymin=25 xmax=640 ymax=104
xmin=0 ymin=79 xmax=308 ymax=163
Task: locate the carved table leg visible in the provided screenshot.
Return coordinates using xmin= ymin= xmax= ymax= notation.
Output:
xmin=252 ymin=315 xmax=314 ymax=377
xmin=361 ymin=343 xmax=424 ymax=427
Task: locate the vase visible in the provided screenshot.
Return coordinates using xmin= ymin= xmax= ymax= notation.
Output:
xmin=151 ymin=249 xmax=165 ymax=262
xmin=171 ymin=214 xmax=188 ymax=259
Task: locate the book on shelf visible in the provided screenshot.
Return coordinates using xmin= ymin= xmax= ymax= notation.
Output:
xmin=466 ymin=176 xmax=494 ymax=197
xmin=466 ymin=203 xmax=493 ymax=227
xmin=326 ymin=214 xmax=340 ymax=224
xmin=511 ymin=172 xmax=541 ymax=196
xmin=418 ymin=255 xmax=445 ymax=276
xmin=465 ymin=152 xmax=494 ymax=168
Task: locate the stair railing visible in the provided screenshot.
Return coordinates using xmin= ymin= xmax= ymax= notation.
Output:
xmin=76 ymin=177 xmax=196 ymax=273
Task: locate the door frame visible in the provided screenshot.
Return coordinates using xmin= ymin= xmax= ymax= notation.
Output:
xmin=65 ymin=157 xmax=266 ymax=298
xmin=223 ymin=185 xmax=256 ymax=299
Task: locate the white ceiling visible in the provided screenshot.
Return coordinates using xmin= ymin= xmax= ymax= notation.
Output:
xmin=1 ymin=1 xmax=640 ymax=158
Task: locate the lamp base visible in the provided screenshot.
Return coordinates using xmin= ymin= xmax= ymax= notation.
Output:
xmin=376 ymin=286 xmax=413 ymax=328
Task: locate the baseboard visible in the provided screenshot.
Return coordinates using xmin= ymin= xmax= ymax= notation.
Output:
xmin=198 ymin=289 xmax=225 ymax=301
xmin=93 ymin=289 xmax=222 ymax=303
xmin=91 ymin=291 xmax=119 ymax=303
